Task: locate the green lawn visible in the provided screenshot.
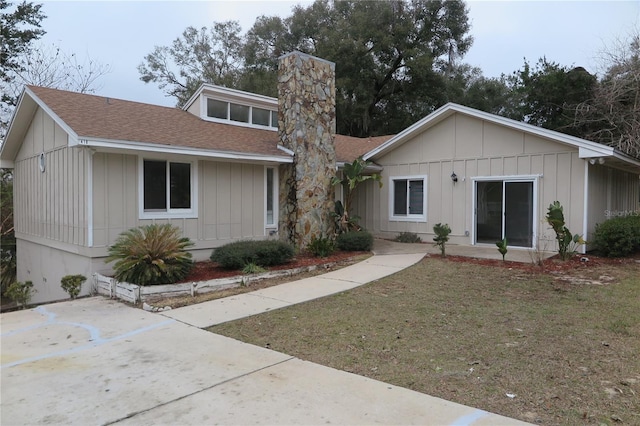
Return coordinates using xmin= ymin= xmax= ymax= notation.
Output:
xmin=211 ymin=257 xmax=640 ymax=425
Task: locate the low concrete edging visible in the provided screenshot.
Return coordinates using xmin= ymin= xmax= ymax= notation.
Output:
xmin=92 ymin=263 xmax=333 ymax=305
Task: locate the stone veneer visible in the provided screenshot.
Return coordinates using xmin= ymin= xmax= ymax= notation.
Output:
xmin=278 ymin=51 xmax=337 ymax=249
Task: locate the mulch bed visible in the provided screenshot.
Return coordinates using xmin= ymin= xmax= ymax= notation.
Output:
xmin=182 ymin=249 xmax=639 ymax=284
xmin=438 ymin=251 xmax=640 ymax=274
xmin=180 ymin=250 xmax=369 ymax=282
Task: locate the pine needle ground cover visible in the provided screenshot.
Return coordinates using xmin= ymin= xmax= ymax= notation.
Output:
xmin=211 ymin=257 xmax=640 ymax=425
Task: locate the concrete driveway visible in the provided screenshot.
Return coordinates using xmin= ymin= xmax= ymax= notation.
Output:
xmin=1 ymin=298 xmax=530 ymax=425
xmin=2 ymin=249 xmax=531 ymax=425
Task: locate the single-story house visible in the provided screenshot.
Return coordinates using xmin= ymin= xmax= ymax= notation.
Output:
xmin=1 ymin=51 xmax=639 ymax=303
xmin=353 ymin=104 xmax=640 ymax=250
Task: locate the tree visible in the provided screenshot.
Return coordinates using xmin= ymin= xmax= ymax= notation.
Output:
xmin=245 ymin=0 xmax=473 ymax=137
xmin=140 ymin=0 xmax=473 ymax=136
xmin=1 ymin=42 xmax=111 ymax=140
xmin=440 ymin=62 xmax=511 ymax=115
xmin=138 ymin=21 xmax=245 ymax=107
xmin=503 ymin=57 xmax=596 ymax=135
xmin=0 ymin=0 xmax=45 ymax=84
xmin=572 ymin=30 xmax=640 ymax=158
xmin=1 ymin=2 xmax=111 ymax=295
xmin=1 ymin=42 xmax=110 ymax=115
xmin=0 ymin=168 xmax=15 ymax=294
xmin=1 ymin=0 xmax=43 ymax=294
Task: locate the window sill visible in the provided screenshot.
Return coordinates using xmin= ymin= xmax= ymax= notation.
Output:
xmin=390 ymin=215 xmax=427 ymax=222
xmin=140 ymin=212 xmax=198 ymax=220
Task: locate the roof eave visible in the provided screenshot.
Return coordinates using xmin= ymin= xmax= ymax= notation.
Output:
xmin=1 ymin=88 xmax=35 ymax=164
xmin=80 ymin=137 xmax=293 ymax=163
xmin=336 ymin=161 xmax=383 ymax=172
xmin=364 ymin=103 xmax=640 ymax=173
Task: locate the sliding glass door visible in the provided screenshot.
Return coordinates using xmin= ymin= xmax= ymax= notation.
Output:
xmin=475 ymin=179 xmax=534 ymax=248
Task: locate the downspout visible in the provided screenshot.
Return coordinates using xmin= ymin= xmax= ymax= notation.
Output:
xmin=581 ymin=160 xmax=589 ymax=254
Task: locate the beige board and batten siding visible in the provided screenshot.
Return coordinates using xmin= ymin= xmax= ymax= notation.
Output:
xmin=91 ymin=153 xmax=268 ymax=261
xmin=354 ymin=112 xmax=586 ymax=248
xmin=586 ymin=164 xmax=639 ymax=242
xmin=13 ymin=106 xmax=89 ymax=247
xmin=13 ymin=106 xmax=92 ymax=303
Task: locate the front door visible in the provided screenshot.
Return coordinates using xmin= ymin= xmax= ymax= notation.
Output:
xmin=475 ymin=180 xmax=534 ymax=247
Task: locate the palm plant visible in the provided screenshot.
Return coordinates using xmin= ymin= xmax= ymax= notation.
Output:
xmin=106 ymin=224 xmax=194 ymax=285
xmin=331 ymin=156 xmax=382 ymax=233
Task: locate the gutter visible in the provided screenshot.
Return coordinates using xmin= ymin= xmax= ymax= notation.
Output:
xmin=76 ymin=137 xmax=293 ymax=164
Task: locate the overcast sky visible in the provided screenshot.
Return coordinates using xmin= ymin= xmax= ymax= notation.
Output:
xmin=35 ymin=0 xmax=640 ymax=107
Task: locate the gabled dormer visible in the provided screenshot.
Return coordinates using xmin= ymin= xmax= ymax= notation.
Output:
xmin=183 ymin=83 xmax=278 ymax=131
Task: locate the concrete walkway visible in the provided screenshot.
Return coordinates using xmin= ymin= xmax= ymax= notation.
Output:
xmin=162 ymin=251 xmax=425 ymax=328
xmin=1 ymin=241 xmax=532 ymax=425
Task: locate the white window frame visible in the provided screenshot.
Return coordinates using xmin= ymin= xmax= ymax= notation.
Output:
xmin=471 ymin=174 xmax=540 ymax=249
xmin=203 ymin=97 xmax=277 ymax=131
xmin=389 ymin=175 xmax=428 ymax=222
xmin=138 ymin=156 xmax=198 ymax=219
xmin=265 ymin=166 xmax=279 ymax=229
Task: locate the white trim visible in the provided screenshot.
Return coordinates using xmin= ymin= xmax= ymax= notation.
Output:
xmin=87 ymin=149 xmax=94 ymax=247
xmin=183 ymin=83 xmax=278 ymax=112
xmin=277 ymin=145 xmax=294 ymax=156
xmin=363 ymin=103 xmax=640 ymax=172
xmin=81 ymin=137 xmax=292 ymax=164
xmin=389 ymin=175 xmax=428 ymax=222
xmin=201 ymin=114 xmax=278 ymax=131
xmin=582 ymin=161 xmax=589 ymax=254
xmin=471 ymin=175 xmax=539 ymax=249
xmin=24 ymin=86 xmax=79 ymax=142
xmin=138 ymin=156 xmax=199 ymax=220
xmin=265 ymin=166 xmax=279 ymax=230
xmin=201 ymin=97 xmax=278 ymax=131
xmin=472 ymin=174 xmax=543 ymax=181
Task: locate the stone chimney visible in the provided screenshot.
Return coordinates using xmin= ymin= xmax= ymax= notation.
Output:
xmin=278 ymin=51 xmax=336 ymax=249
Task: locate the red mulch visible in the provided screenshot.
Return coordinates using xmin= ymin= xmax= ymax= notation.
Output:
xmin=437 ymin=252 xmax=640 ymax=273
xmin=180 ymin=251 xmax=369 ymax=283
xmin=183 ymin=250 xmax=639 ymax=283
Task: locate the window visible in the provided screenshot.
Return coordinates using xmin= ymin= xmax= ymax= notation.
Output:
xmin=205 ymin=97 xmax=277 ymax=129
xmin=207 ymin=99 xmax=227 ymax=119
xmin=390 ymin=175 xmax=427 ymax=221
xmin=252 ymin=107 xmax=270 ymax=126
xmin=141 ymin=159 xmax=197 ymax=218
xmin=230 ymin=103 xmax=250 ymax=123
xmin=265 ymin=167 xmax=278 ymax=228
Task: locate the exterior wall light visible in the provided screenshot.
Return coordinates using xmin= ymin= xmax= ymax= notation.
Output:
xmin=39 ymin=152 xmax=46 ymax=173
xmin=451 ymin=172 xmax=458 ymax=183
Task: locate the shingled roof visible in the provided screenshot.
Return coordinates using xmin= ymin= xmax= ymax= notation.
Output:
xmin=28 ymin=85 xmax=285 ymax=158
xmin=2 ymin=85 xmax=392 ymax=165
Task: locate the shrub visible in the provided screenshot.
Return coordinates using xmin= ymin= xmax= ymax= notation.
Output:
xmin=394 ymin=232 xmax=422 ymax=243
xmin=593 ymin=215 xmax=640 ymax=257
xmin=6 ymin=281 xmax=34 ymax=308
xmin=211 ymin=240 xmax=295 ymax=270
xmin=106 ymin=224 xmax=194 ymax=285
xmin=242 ymin=263 xmax=266 ymax=274
xmin=496 ymin=238 xmax=508 ymax=261
xmin=0 ymin=247 xmax=16 ymax=297
xmin=61 ymin=274 xmax=86 ymax=299
xmin=433 ymin=223 xmax=451 ymax=257
xmin=308 ymin=235 xmax=336 ymax=257
xmin=546 ymin=201 xmax=586 ymax=260
xmin=336 ymin=230 xmax=373 ymax=251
